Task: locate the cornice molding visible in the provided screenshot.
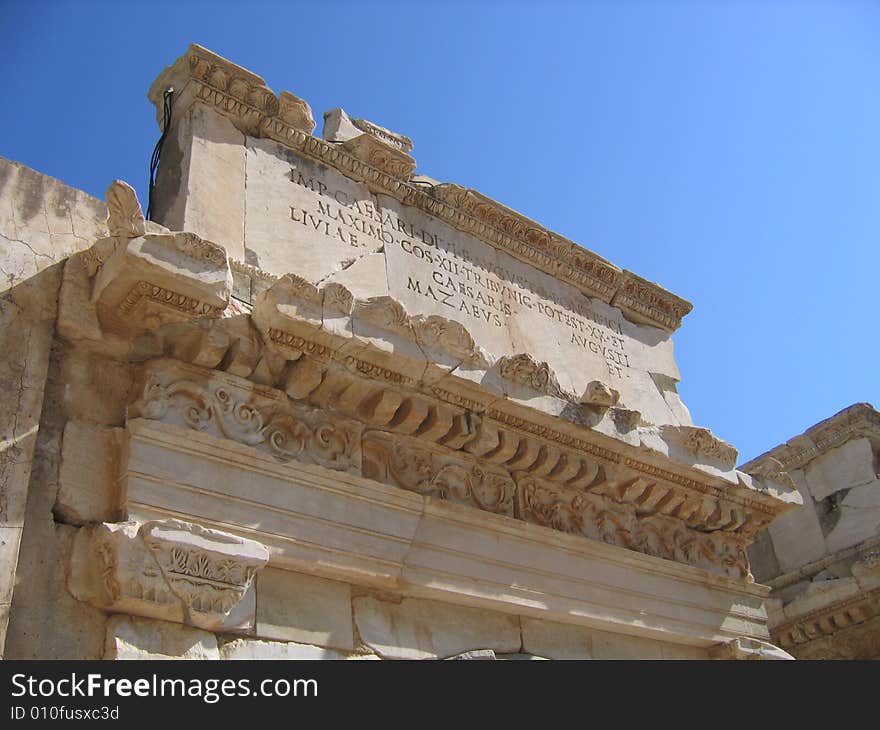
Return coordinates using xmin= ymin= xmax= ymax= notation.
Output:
xmin=741 ymin=402 xmax=880 ymax=475
xmin=772 ymin=586 xmax=880 ymax=654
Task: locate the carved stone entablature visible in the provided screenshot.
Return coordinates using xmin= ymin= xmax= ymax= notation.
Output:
xmin=131 ymin=286 xmax=796 ymax=563
xmin=129 ymin=360 xmax=362 ymax=473
xmin=90 ymin=231 xmax=231 ymax=336
xmin=341 ymin=134 xmax=416 ymax=180
xmin=122 ymin=349 xmax=788 ymax=578
xmin=742 ymin=402 xmax=880 ymax=475
xmin=497 ymin=353 xmax=568 ymax=399
xmin=661 ymin=425 xmax=739 ymax=471
xmin=772 ymin=587 xmax=880 ymax=658
xmin=149 ymin=45 xmax=693 ymax=332
xmin=69 ymin=518 xmax=269 ymax=631
xmin=514 ymin=474 xmax=751 ymax=580
xmin=363 ymin=431 xmax=516 ymax=516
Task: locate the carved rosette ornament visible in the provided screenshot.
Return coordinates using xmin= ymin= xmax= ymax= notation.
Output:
xmin=69 ymin=519 xmax=270 ymax=630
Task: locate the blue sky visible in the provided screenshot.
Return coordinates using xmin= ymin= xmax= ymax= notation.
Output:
xmin=2 ymin=0 xmax=878 ymax=463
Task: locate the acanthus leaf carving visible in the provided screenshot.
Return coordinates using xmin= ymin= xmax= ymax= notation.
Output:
xmin=514 ymin=474 xmax=750 ymax=581
xmin=69 ymin=518 xmax=269 ymax=631
xmin=352 ymin=295 xmax=412 ymax=338
xmin=106 ymin=179 xmax=147 ymax=239
xmin=497 ymin=353 xmax=567 ymax=399
xmin=362 ymin=431 xmax=515 ymax=516
xmin=411 ymin=314 xmax=489 ymax=368
xmin=129 ymin=361 xmax=361 ymax=472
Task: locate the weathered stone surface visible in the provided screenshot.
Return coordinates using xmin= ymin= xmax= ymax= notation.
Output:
xmin=0 ymin=270 xmax=58 ymax=530
xmin=220 ymin=637 xmax=349 ymax=660
xmin=322 ymin=108 xmax=363 ymax=143
xmin=105 ymin=615 xmax=219 ymax=660
xmin=825 ymin=480 xmax=880 ymax=553
xmin=92 ymin=232 xmax=231 ymax=336
xmin=323 ymin=108 xmax=413 ymax=154
xmin=521 ymin=617 xmax=595 ymax=659
xmin=244 ymin=138 xmax=386 ymax=281
xmin=255 ymin=568 xmax=354 ymax=650
xmin=55 ymin=421 xmax=126 ymax=524
xmin=444 ymin=649 xmax=497 ymax=660
xmin=766 ymin=469 xmax=827 ymax=573
xmin=151 ymin=103 xmax=247 ymax=261
xmin=522 ymin=616 xmax=708 ymax=659
xmin=6 ymin=524 xmax=107 ymax=660
xmin=59 ymin=348 xmax=134 ymax=426
xmin=743 ymin=404 xmax=880 ymax=659
xmin=0 ymin=157 xmax=108 ymax=294
xmin=708 ymin=637 xmax=794 ymax=660
xmin=69 ymin=518 xmax=269 ymax=631
xmin=352 ymin=596 xmax=521 ymax=660
xmin=0 ymin=527 xmax=20 ymax=606
xmin=1 ymin=44 xmax=808 ymax=663
xmin=804 ymin=437 xmax=877 ymax=501
xmin=782 ymin=578 xmax=860 ymax=621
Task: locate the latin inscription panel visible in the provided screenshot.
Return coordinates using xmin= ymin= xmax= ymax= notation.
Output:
xmin=246 ymin=144 xmax=680 ymax=414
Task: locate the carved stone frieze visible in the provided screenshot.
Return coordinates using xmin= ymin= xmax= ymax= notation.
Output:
xmin=772 ymin=586 xmax=880 ymax=659
xmin=363 ymin=431 xmax=516 ymax=516
xmin=69 ymin=518 xmax=269 ymax=630
xmin=129 ymin=360 xmax=362 ymax=472
xmin=514 ymin=474 xmax=751 ymax=580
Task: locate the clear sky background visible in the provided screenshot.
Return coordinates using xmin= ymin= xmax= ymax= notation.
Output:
xmin=2 ymin=0 xmax=877 ymax=464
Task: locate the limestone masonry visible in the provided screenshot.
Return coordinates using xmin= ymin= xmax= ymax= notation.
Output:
xmin=744 ymin=403 xmax=880 ymax=659
xmin=0 ymin=44 xmax=808 ymax=659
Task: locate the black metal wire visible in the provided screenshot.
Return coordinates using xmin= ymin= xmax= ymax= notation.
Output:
xmin=146 ymin=87 xmax=175 ymax=221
